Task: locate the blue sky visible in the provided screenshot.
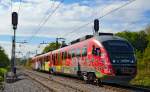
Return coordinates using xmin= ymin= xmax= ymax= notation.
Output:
xmin=0 ymin=0 xmax=150 ymax=58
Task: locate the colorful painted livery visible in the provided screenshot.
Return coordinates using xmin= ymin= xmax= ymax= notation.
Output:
xmin=32 ymin=33 xmax=136 ymax=84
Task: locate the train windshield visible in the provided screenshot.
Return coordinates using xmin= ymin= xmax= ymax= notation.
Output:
xmin=102 ymin=40 xmax=135 ymax=64
xmin=102 ymin=40 xmax=134 ymax=53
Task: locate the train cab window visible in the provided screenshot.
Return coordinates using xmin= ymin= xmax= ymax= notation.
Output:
xmin=82 ymin=46 xmax=87 ymax=56
xmin=102 ymin=40 xmax=134 ymax=53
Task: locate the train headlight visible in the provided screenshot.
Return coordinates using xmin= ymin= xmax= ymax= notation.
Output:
xmin=131 ymin=60 xmax=134 ymax=63
xmin=112 ymin=60 xmax=116 ymax=63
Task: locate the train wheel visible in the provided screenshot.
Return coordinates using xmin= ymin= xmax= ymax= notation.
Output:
xmin=49 ymin=69 xmax=54 ymax=74
xmin=98 ymin=79 xmax=102 ymax=87
xmin=87 ymin=73 xmax=95 ymax=84
xmin=77 ymin=71 xmax=82 ymax=78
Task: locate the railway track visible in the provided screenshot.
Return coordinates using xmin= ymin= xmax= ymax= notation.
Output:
xmin=23 ymin=69 xmax=89 ymax=92
xmin=22 ymin=68 xmax=148 ymax=92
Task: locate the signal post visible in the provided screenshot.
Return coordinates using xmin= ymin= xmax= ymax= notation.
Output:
xmin=6 ymin=12 xmax=18 ymax=83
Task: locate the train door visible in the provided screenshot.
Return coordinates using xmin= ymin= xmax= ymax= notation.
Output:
xmin=91 ymin=44 xmax=104 ymax=77
xmin=53 ymin=54 xmax=56 ymax=65
xmin=57 ymin=52 xmax=62 ymax=72
xmin=49 ymin=54 xmax=52 ymax=67
xmin=51 ymin=53 xmax=56 ymax=72
xmin=80 ymin=46 xmax=87 ymax=71
xmin=41 ymin=57 xmax=45 ymax=71
xmin=76 ymin=48 xmax=82 ymax=75
xmin=44 ymin=56 xmax=49 ymax=71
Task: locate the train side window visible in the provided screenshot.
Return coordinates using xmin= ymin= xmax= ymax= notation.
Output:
xmin=46 ymin=56 xmax=49 ymax=61
xmin=62 ymin=52 xmax=64 ymax=60
xmin=46 ymin=56 xmax=48 ymax=61
xmin=52 ymin=54 xmax=53 ymax=61
xmin=92 ymin=45 xmax=101 ymax=56
xmin=68 ymin=50 xmax=71 ymax=58
xmin=58 ymin=53 xmax=61 ymax=64
xmin=64 ymin=52 xmax=67 ymax=59
xmin=56 ymin=53 xmax=58 ymax=64
xmin=53 ymin=54 xmax=56 ymax=65
xmin=76 ymin=48 xmax=81 ymax=57
xmin=44 ymin=56 xmax=46 ymax=61
xmin=82 ymin=46 xmax=87 ymax=56
xmin=49 ymin=55 xmax=51 ymax=61
xmin=72 ymin=49 xmax=75 ymax=57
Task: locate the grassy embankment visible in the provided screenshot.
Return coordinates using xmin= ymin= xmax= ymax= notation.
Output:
xmin=131 ymin=60 xmax=150 ymax=88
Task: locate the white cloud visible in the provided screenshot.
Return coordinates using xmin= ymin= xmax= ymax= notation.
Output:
xmin=0 ymin=0 xmax=150 ymax=57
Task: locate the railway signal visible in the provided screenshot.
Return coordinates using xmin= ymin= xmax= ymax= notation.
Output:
xmin=11 ymin=12 xmax=18 ymax=74
xmin=94 ymin=19 xmax=99 ymax=34
xmin=7 ymin=12 xmax=18 ymax=83
xmin=12 ymin=12 xmax=18 ymax=30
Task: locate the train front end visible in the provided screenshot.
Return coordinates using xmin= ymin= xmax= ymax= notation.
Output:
xmin=98 ymin=35 xmax=137 ymax=83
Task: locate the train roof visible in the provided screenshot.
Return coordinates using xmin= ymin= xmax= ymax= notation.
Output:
xmin=69 ymin=32 xmax=126 ymax=45
xmin=32 ymin=32 xmax=128 ymax=59
xmin=96 ymin=35 xmax=127 ymax=43
xmin=33 ymin=51 xmax=51 ymax=58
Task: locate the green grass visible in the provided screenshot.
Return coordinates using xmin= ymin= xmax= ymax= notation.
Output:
xmin=131 ymin=59 xmax=150 ymax=88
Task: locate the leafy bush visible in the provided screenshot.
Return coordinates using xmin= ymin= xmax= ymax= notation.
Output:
xmin=0 ymin=76 xmax=3 ymax=82
xmin=0 ymin=68 xmax=7 ymax=76
xmin=131 ymin=59 xmax=150 ymax=88
xmin=0 ymin=68 xmax=7 ymax=82
xmin=0 ymin=46 xmax=10 ymax=67
xmin=116 ymin=27 xmax=150 ymax=88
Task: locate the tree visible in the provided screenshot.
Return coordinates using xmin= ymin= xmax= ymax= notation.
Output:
xmin=0 ymin=46 xmax=10 ymax=67
xmin=42 ymin=42 xmax=61 ymax=53
xmin=135 ymin=31 xmax=148 ymax=52
xmin=116 ymin=31 xmax=148 ymax=52
xmin=145 ymin=25 xmax=150 ymax=47
xmin=145 ymin=25 xmax=150 ymax=34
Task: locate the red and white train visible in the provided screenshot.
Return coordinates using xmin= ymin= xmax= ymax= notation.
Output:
xmin=31 ymin=33 xmax=136 ymax=84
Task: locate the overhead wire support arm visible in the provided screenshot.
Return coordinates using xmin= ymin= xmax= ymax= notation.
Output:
xmin=16 ymin=40 xmax=28 ymax=44
xmin=56 ymin=37 xmax=65 ymax=49
xmin=40 ymin=41 xmax=49 ymax=45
